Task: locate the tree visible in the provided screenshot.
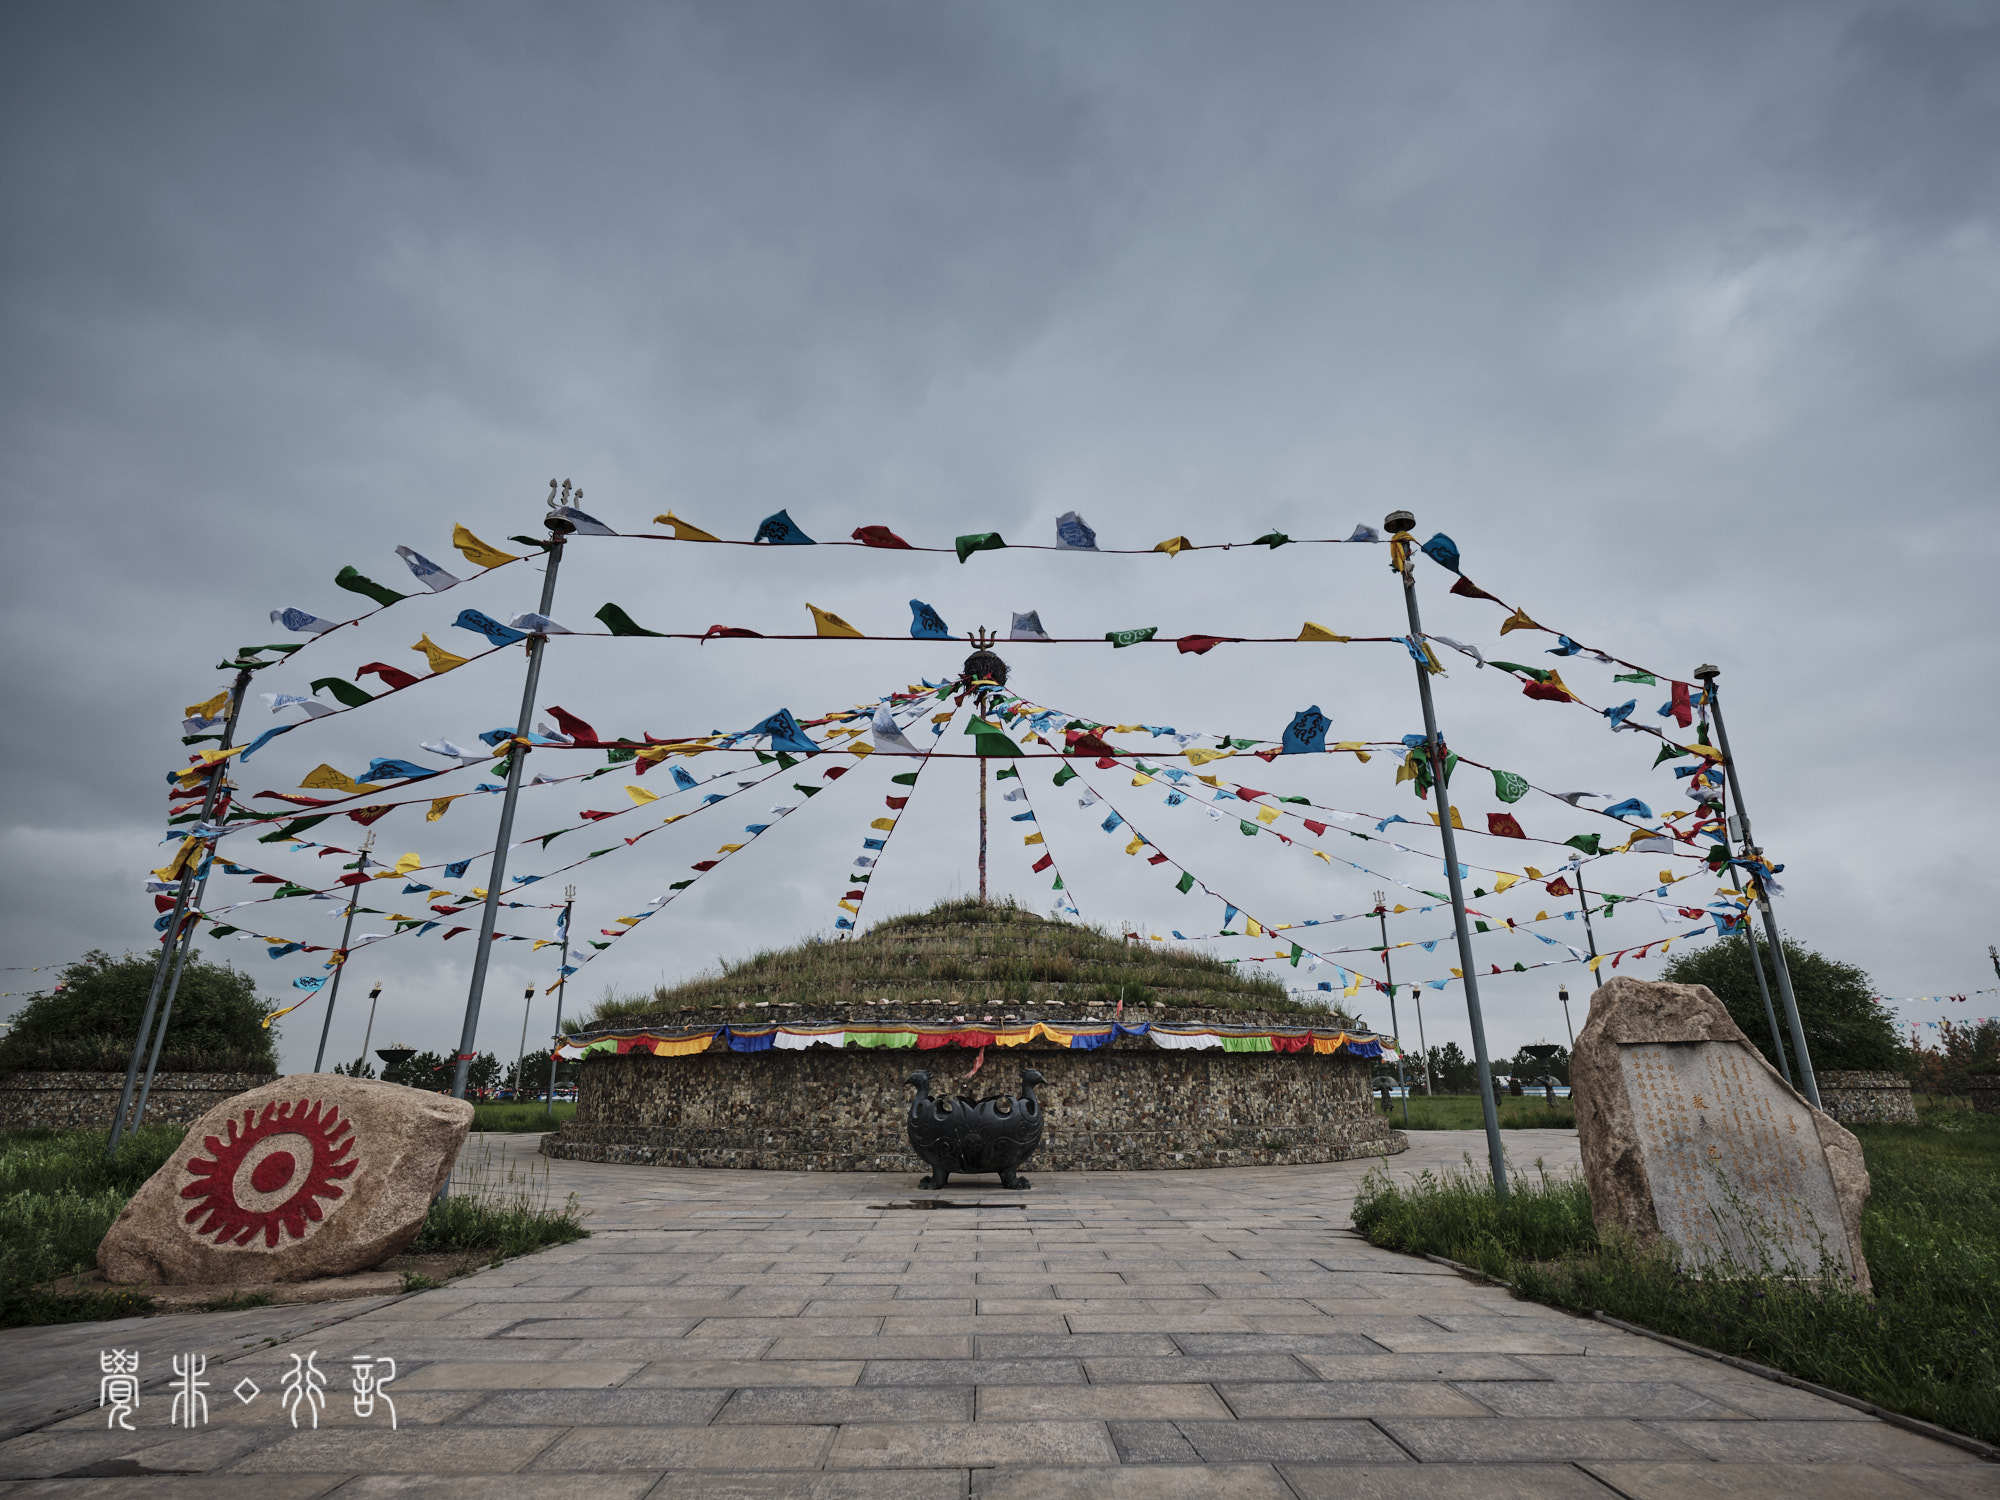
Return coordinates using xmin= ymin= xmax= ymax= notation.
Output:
xmin=1911 ymin=1018 xmax=2000 ymax=1096
xmin=1659 ymin=936 xmax=1908 ymax=1076
xmin=379 ymin=1049 xmax=446 ymax=1089
xmin=330 ymin=1056 xmax=377 ymax=1079
xmin=0 ymin=950 xmax=277 ymax=1074
xmin=1511 ymin=1044 xmax=1570 ymax=1086
xmin=1429 ymin=1040 xmax=1474 ymax=1092
xmin=467 ymin=1052 xmax=502 ymax=1094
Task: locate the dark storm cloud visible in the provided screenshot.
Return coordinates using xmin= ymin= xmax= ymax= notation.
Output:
xmin=3 ymin=0 xmax=1994 ymax=1071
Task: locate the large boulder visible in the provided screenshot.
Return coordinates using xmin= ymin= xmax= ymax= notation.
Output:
xmin=1571 ymin=977 xmax=1871 ymax=1292
xmin=99 ymin=1075 xmax=472 ymax=1286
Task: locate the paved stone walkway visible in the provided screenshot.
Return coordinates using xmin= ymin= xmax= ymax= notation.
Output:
xmin=0 ymin=1129 xmax=1991 ymax=1497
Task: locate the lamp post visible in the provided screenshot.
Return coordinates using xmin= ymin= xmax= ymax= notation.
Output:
xmin=358 ymin=981 xmax=384 ymax=1075
xmin=1373 ymin=891 xmax=1409 ymax=1126
xmin=1557 ymin=983 xmax=1576 ymax=1050
xmin=312 ymin=830 xmax=375 ymax=1074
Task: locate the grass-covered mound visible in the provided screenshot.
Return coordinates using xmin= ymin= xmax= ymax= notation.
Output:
xmin=1352 ymin=1099 xmax=2000 ymax=1445
xmin=588 ymin=898 xmax=1336 ymax=1029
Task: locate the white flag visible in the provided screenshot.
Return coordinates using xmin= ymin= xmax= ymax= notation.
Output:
xmin=1010 ymin=610 xmax=1052 ymax=642
xmin=395 ymin=546 xmax=463 ymax=591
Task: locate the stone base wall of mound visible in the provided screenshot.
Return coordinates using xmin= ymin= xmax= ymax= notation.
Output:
xmin=541 ymin=1047 xmax=1407 ymax=1172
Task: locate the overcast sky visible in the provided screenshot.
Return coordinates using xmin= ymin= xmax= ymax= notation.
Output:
xmin=3 ymin=1 xmax=1995 ymax=1081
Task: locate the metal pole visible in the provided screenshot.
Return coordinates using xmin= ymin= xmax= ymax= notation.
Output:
xmin=1715 ymin=812 xmax=1791 ymax=1084
xmin=1558 ymin=984 xmax=1575 ymax=1049
xmin=311 ymin=831 xmax=374 ymax=1073
xmin=109 ymin=668 xmax=250 ymax=1152
xmin=545 ymin=890 xmax=573 ymax=1117
xmin=1695 ymin=666 xmax=1820 ymax=1108
xmin=513 ymin=984 xmax=535 ymax=1098
xmin=358 ymin=982 xmax=384 ymax=1073
xmin=1374 ymin=896 xmax=1408 ymax=1125
xmin=1573 ymin=868 xmax=1600 ymax=961
xmin=451 ymin=482 xmax=576 ymax=1100
xmin=978 ymin=757 xmax=989 ymax=903
xmin=1387 ymin=512 xmax=1508 ymax=1197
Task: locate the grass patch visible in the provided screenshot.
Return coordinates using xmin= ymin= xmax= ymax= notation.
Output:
xmin=1375 ymin=1093 xmax=1576 ymax=1130
xmin=0 ymin=1124 xmax=185 ymax=1327
xmin=471 ymin=1102 xmax=576 ymax=1133
xmin=412 ymin=1138 xmax=587 ymax=1261
xmin=1352 ymin=1101 xmax=2000 ymax=1444
xmin=0 ymin=1124 xmax=586 ymax=1328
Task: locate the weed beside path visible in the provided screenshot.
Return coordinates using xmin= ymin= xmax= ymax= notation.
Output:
xmin=1352 ymin=1102 xmax=2000 ymax=1445
xmin=0 ymin=1123 xmax=586 ymax=1329
xmin=471 ymin=1101 xmax=576 ymax=1132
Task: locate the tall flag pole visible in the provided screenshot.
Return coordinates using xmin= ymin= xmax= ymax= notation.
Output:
xmin=545 ymin=887 xmax=574 ymax=1117
xmin=1695 ymin=664 xmax=1820 ymax=1107
xmin=110 ymin=665 xmax=251 ymax=1153
xmin=1386 ymin=509 xmax=1508 ymax=1198
xmin=451 ymin=481 xmax=577 ymax=1102
xmin=310 ymin=829 xmax=376 ymax=1073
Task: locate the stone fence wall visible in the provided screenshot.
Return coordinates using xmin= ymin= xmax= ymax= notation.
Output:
xmin=542 ymin=1044 xmax=1406 ymax=1172
xmin=0 ymin=1071 xmax=276 ymax=1132
xmin=1816 ymin=1069 xmax=1918 ymax=1125
xmin=1970 ymin=1077 xmax=2000 ymax=1116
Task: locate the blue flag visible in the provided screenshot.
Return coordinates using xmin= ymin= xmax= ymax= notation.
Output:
xmin=908 ymin=599 xmax=951 ymax=639
xmin=361 ymin=758 xmax=432 ymax=783
xmin=1604 ymin=797 xmax=1653 ymax=820
xmin=753 ymin=509 xmax=813 ymax=545
xmin=671 ymin=766 xmax=698 ymax=790
xmin=455 ymin=608 xmax=526 ymax=647
xmin=1055 ymin=511 xmax=1097 ymax=550
xmin=1419 ymin=533 xmax=1460 ymax=572
xmin=749 ymin=708 xmax=819 ymax=754
xmin=1282 ymin=704 xmax=1330 ymax=755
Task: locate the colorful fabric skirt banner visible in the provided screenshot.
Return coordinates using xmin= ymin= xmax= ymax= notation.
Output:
xmin=555 ymin=1019 xmax=1392 ymax=1060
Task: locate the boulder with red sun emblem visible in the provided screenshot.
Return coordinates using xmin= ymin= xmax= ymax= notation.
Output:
xmin=98 ymin=1075 xmax=473 ymax=1285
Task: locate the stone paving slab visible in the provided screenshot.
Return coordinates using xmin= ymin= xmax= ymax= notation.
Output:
xmin=0 ymin=1127 xmax=1987 ymax=1495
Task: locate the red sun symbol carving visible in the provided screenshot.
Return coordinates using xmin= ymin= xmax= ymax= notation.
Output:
xmin=179 ymin=1098 xmax=359 ymax=1248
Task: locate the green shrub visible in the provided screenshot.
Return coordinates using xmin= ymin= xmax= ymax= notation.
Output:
xmin=0 ymin=951 xmax=277 ymax=1075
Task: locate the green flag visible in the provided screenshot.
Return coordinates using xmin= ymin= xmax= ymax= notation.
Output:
xmin=1564 ymin=834 xmax=1602 ymax=855
xmin=1614 ymin=670 xmax=1658 ymax=685
xmin=1492 ymin=768 xmax=1530 ymax=803
xmin=595 ymin=601 xmax=664 ymax=636
xmin=1176 ymin=871 xmax=1195 ymax=893
xmin=954 ymin=532 xmax=1006 ymax=564
xmin=334 ymin=565 xmax=406 ymax=607
xmin=1106 ymin=626 xmax=1159 ymax=648
xmin=308 ymin=677 xmax=373 ymax=709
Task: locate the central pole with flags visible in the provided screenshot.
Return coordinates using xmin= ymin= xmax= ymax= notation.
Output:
xmin=450 ymin=481 xmax=577 ymax=1102
xmin=110 ymin=666 xmax=252 ymax=1153
xmin=1386 ymin=511 xmax=1508 ymax=1198
xmin=312 ymin=830 xmax=375 ymax=1073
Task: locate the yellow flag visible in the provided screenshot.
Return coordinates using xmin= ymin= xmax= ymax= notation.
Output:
xmin=1184 ymin=746 xmax=1231 ymax=766
xmin=1297 ymin=621 xmax=1351 ymax=642
xmin=627 ymin=785 xmax=660 ymax=805
xmin=185 ymin=689 xmax=231 ymax=720
xmin=1153 ymin=535 xmax=1193 ymax=557
xmin=838 ymin=900 xmax=860 ymax=914
xmin=1130 ymin=773 xmax=1153 ymax=787
xmin=1245 ymin=917 xmax=1264 ymax=937
xmin=1124 ymin=836 xmax=1145 ymax=856
xmin=653 ymin=511 xmax=719 ymax=542
xmin=1333 ymin=740 xmax=1372 ymax=762
xmin=1450 ymin=967 xmax=1463 ymax=978
xmin=1389 ymin=534 xmax=1414 ymax=573
xmin=151 ymin=837 xmax=203 ymax=883
xmin=427 ymin=797 xmax=453 ymax=822
xmin=532 ymin=939 xmax=553 ymax=951
xmin=1537 ymin=910 xmax=1549 ymax=921
xmin=1113 ymin=724 xmax=1145 ymax=733
xmin=1023 ymin=832 xmax=1044 ymax=845
xmin=848 ymin=740 xmax=874 ymax=757
xmin=1255 ymin=805 xmax=1279 ymax=825
xmin=413 ymin=634 xmax=470 ymax=674
xmin=1499 ymin=607 xmax=1539 ymax=635
xmin=616 ymin=915 xmax=643 ymax=926
xmin=391 ymin=852 xmax=422 ymax=876
xmin=301 ymin=764 xmax=365 ymax=793
xmin=451 ymin=524 xmax=521 ymax=570
xmin=1587 ymin=955 xmax=1605 ymax=972
xmin=1396 ymin=760 xmax=1417 ymax=786
xmin=716 ymin=843 xmax=746 ymax=854
xmin=1493 ymin=872 xmax=1519 ymax=893
xmin=930 ymin=711 xmax=954 ymax=724
xmin=1344 ymin=974 xmax=1362 ymax=997
xmin=807 ymin=603 xmax=865 ymax=639
xmin=1659 ymin=870 xmax=1676 ymax=884
xmin=1525 ymin=866 xmax=1544 ymax=880
xmin=869 ymin=817 xmax=896 ymax=831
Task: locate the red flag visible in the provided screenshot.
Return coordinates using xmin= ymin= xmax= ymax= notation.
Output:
xmin=701 ymin=625 xmax=763 ymax=640
xmin=1486 ymin=812 xmax=1527 ymax=839
xmin=346 ymin=805 xmax=394 ymax=826
xmin=1523 ymin=679 xmax=1574 ymax=704
xmin=1175 ymin=635 xmax=1227 ymax=655
xmin=1669 ymin=681 xmax=1693 ymax=728
xmin=1303 ymin=819 xmax=1326 ymax=836
xmin=546 ymin=706 xmax=600 ymax=745
xmin=1450 ymin=576 xmax=1502 ymax=603
xmin=1545 ymin=876 xmax=1572 ymax=897
xmin=1031 ymin=854 xmax=1053 ymax=873
xmin=356 ymin=661 xmax=422 ymax=692
xmin=885 ymin=796 xmax=908 ymax=810
xmin=851 ymin=525 xmax=913 ymax=549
